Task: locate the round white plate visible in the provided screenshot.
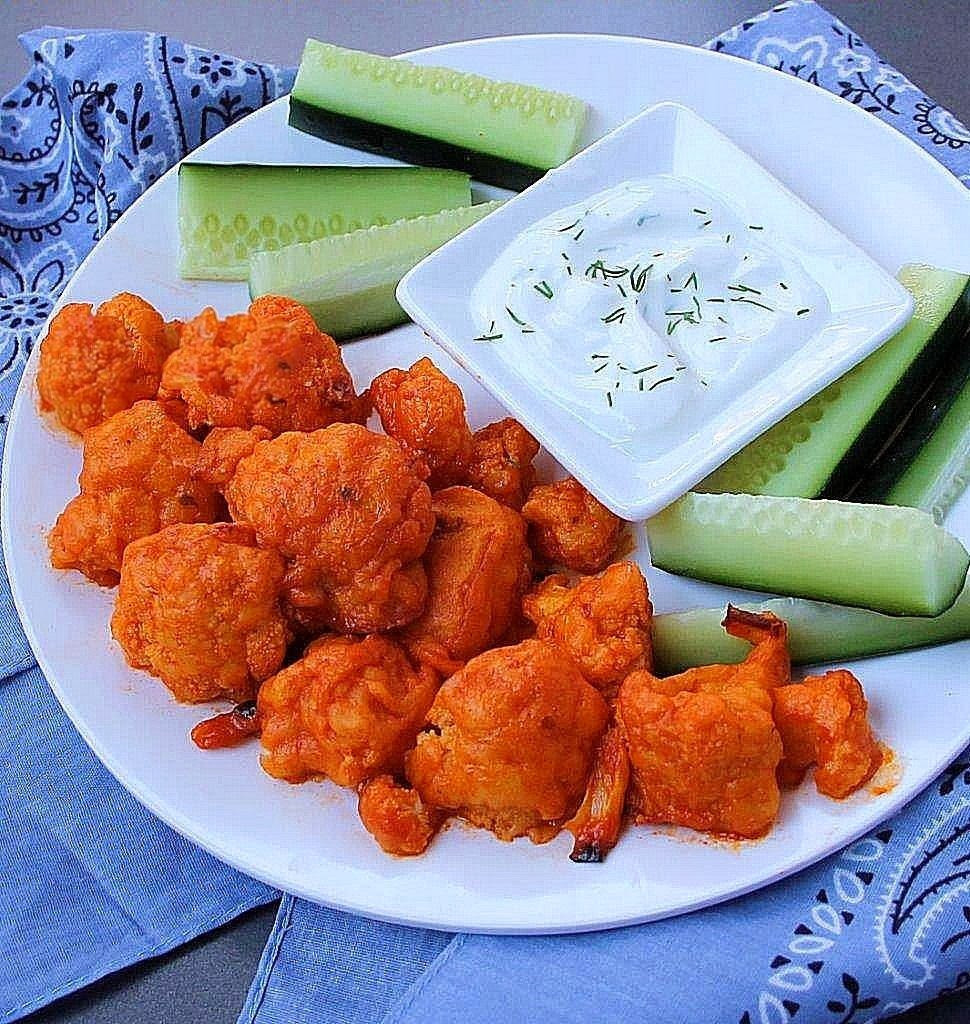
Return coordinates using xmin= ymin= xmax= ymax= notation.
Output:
xmin=4 ymin=35 xmax=970 ymax=935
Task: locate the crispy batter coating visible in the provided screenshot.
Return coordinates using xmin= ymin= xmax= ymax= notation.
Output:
xmin=48 ymin=401 xmax=219 ymax=586
xmin=407 ymin=639 xmax=609 ymax=842
xmin=358 ymin=775 xmax=445 ymax=856
xmin=111 ymin=523 xmax=289 ymax=703
xmin=521 ymin=477 xmax=622 ymax=572
xmin=37 ymin=294 xmax=170 ymax=434
xmin=617 ymin=609 xmax=789 ymax=838
xmin=773 ymin=670 xmax=882 ymax=799
xmin=258 ymin=635 xmax=439 ymax=788
xmin=522 ymin=562 xmax=651 ymax=693
xmin=226 ymin=424 xmax=434 ymax=634
xmin=194 ymin=426 xmax=273 ymax=487
xmin=463 ymin=418 xmax=539 ymax=510
xmin=369 ymin=357 xmax=474 ymax=489
xmin=158 ymin=297 xmax=366 ymax=434
xmin=403 ymin=486 xmax=532 ymax=663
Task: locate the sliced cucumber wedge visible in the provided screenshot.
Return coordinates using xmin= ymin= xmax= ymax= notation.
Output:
xmin=289 ymin=40 xmax=587 ymax=190
xmin=852 ymin=320 xmax=970 ymax=519
xmin=698 ymin=265 xmax=970 ymax=498
xmin=249 ymin=201 xmax=503 ymax=340
xmin=178 ymin=163 xmax=471 ymax=280
xmin=646 ymin=491 xmax=970 ymax=617
xmin=653 ymin=588 xmax=970 ymax=674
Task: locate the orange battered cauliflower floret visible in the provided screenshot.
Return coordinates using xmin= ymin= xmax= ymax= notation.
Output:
xmin=37 ymin=293 xmax=170 ymax=434
xmin=48 ymin=401 xmax=219 ymax=586
xmin=521 ymin=477 xmax=622 ymax=573
xmin=369 ymin=357 xmax=474 ymax=489
xmin=523 ymin=562 xmax=651 ymax=693
xmin=258 ymin=635 xmax=440 ymax=788
xmin=226 ymin=424 xmax=434 ymax=634
xmin=773 ymin=669 xmax=882 ymax=799
xmin=358 ymin=775 xmax=445 ymax=856
xmin=463 ymin=417 xmax=539 ymax=510
xmin=403 ymin=486 xmax=532 ymax=665
xmin=111 ymin=523 xmax=290 ymax=703
xmin=407 ymin=639 xmax=609 ymax=843
xmin=617 ymin=609 xmax=790 ymax=839
xmin=194 ymin=426 xmax=273 ymax=488
xmin=158 ymin=297 xmax=367 ymax=434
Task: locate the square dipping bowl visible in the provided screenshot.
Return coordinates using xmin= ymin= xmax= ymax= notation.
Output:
xmin=397 ymin=101 xmax=914 ymax=520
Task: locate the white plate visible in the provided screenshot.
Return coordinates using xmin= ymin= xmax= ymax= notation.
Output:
xmin=4 ymin=35 xmax=970 ymax=935
xmin=399 ymin=101 xmax=913 ymax=519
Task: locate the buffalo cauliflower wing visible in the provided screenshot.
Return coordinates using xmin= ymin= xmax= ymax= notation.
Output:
xmin=48 ymin=401 xmax=219 ymax=586
xmin=369 ymin=357 xmax=474 ymax=489
xmin=403 ymin=486 xmax=532 ymax=665
xmin=773 ymin=669 xmax=882 ymax=798
xmin=158 ymin=296 xmax=366 ymax=434
xmin=37 ymin=293 xmax=170 ymax=434
xmin=463 ymin=417 xmax=539 ymax=510
xmin=226 ymin=423 xmax=434 ymax=634
xmin=618 ymin=609 xmax=789 ymax=838
xmin=111 ymin=523 xmax=290 ymax=703
xmin=522 ymin=561 xmax=651 ymax=694
xmin=407 ymin=639 xmax=609 ymax=843
xmin=258 ymin=635 xmax=439 ymax=788
xmin=521 ymin=477 xmax=622 ymax=573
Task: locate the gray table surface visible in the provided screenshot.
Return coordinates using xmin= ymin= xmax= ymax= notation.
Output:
xmin=6 ymin=2 xmax=970 ymax=1022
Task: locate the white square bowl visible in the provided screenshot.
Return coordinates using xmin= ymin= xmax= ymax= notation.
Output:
xmin=397 ymin=101 xmax=914 ymax=519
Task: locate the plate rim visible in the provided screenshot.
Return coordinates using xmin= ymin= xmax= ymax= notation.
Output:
xmin=4 ymin=31 xmax=970 ymax=935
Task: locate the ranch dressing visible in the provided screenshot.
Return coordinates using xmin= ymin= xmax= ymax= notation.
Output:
xmin=470 ymin=176 xmax=829 ymax=451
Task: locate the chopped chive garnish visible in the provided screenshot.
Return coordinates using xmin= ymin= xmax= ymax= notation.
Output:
xmin=614 ymin=381 xmax=621 ymax=390
xmin=593 ymin=362 xmax=608 ymax=373
xmin=561 ymin=252 xmax=570 ymax=261
xmin=693 ymin=208 xmax=708 ymax=215
xmin=633 ymin=364 xmax=658 ymax=374
xmin=638 ymin=378 xmax=644 ymax=391
xmin=674 ymin=365 xmax=686 ymax=372
xmin=779 ymin=281 xmax=789 ymax=290
xmin=717 ymin=315 xmax=729 ymax=324
xmin=749 ymin=224 xmax=764 ymax=230
xmin=558 ymin=218 xmax=581 ymax=233
xmin=649 ymin=376 xmax=675 ymax=391
xmin=666 ymin=321 xmax=676 ymax=336
xmin=473 ymin=332 xmax=504 ymax=342
xmin=602 ymin=307 xmax=626 ymax=325
xmin=533 ymin=281 xmax=554 ymax=299
xmin=727 ymin=284 xmax=762 ymax=295
xmin=707 ymin=336 xmax=727 ymax=343
xmin=796 ymin=307 xmax=811 ymax=316
xmin=630 ymin=264 xmax=652 ymax=293
xmin=669 ymin=287 xmax=683 ymax=294
xmin=606 ymin=392 xmax=613 ymax=407
xmin=652 ymin=252 xmax=665 ymax=258
xmin=731 ymin=297 xmax=774 ymax=311
xmin=566 ymin=266 xmax=573 ymax=276
xmin=617 ymin=284 xmax=627 ymax=298
xmin=700 ymin=220 xmax=712 ymax=227
xmin=707 ymin=297 xmax=726 ymax=303
xmin=574 ymin=228 xmax=584 ymax=241
xmin=590 ymin=353 xmax=607 ymax=359
xmin=692 ymin=295 xmax=702 ymax=316
xmin=725 ymin=233 xmax=732 ymax=244
xmin=505 ymin=306 xmax=527 ymax=326
xmin=521 ymin=327 xmax=535 ymax=334
xmin=684 ymin=271 xmax=699 ymax=290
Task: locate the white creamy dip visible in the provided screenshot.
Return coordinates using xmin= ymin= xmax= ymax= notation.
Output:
xmin=470 ymin=176 xmax=830 ymax=451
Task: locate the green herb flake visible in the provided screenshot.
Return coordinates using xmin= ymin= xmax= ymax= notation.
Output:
xmin=558 ymin=218 xmax=581 ymax=233
xmin=731 ymin=297 xmax=774 ymax=312
xmin=648 ymin=376 xmax=676 ymax=391
xmin=602 ymin=307 xmax=626 ymax=325
xmin=533 ymin=281 xmax=554 ymax=300
xmin=606 ymin=391 xmax=613 ymax=408
xmin=748 ymin=224 xmax=764 ymax=230
xmin=505 ymin=306 xmax=527 ymax=326
xmin=796 ymin=307 xmax=811 ymax=316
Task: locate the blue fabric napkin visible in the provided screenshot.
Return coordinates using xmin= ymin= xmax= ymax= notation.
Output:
xmin=0 ymin=29 xmax=292 ymax=1023
xmin=2 ymin=3 xmax=970 ymax=1024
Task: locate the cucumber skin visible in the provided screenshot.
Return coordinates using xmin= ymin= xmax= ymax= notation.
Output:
xmin=653 ymin=590 xmax=970 ymax=675
xmin=851 ymin=292 xmax=970 ymax=515
xmin=178 ymin=163 xmax=471 ymax=280
xmin=646 ymin=492 xmax=970 ymax=617
xmin=883 ymin=380 xmax=970 ymax=517
xmin=289 ymin=99 xmax=545 ymax=192
xmin=698 ymin=267 xmax=970 ymax=499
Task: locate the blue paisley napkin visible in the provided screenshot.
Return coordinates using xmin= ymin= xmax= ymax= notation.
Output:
xmin=1 ymin=3 xmax=969 ymax=1024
